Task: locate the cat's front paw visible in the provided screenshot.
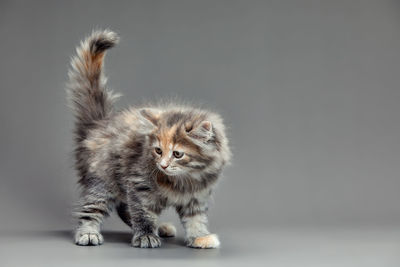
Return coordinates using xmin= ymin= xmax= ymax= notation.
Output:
xmin=75 ymin=230 xmax=104 ymax=246
xmin=187 ymin=234 xmax=220 ymax=249
xmin=132 ymin=234 xmax=161 ymax=248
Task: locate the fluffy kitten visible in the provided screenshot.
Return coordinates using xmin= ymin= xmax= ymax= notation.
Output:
xmin=67 ymin=30 xmax=231 ymax=248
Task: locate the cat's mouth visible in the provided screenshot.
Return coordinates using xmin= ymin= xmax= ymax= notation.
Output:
xmin=157 ymin=165 xmax=183 ymax=177
xmin=157 ymin=165 xmax=173 ymax=175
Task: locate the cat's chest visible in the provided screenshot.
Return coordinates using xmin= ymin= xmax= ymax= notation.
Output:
xmin=158 ymin=187 xmax=209 ymax=207
xmin=155 ymin=174 xmax=210 ymax=206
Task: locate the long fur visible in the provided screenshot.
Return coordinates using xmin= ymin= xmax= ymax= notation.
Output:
xmin=67 ymin=30 xmax=231 ymax=249
xmin=67 ymin=30 xmax=120 ymax=140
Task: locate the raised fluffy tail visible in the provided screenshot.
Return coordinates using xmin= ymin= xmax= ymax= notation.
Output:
xmin=67 ymin=30 xmax=120 ymax=139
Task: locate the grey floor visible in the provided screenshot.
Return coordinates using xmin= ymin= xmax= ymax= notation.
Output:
xmin=1 ymin=227 xmax=400 ymax=267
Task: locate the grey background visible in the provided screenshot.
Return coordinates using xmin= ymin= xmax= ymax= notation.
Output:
xmin=1 ymin=0 xmax=400 ymax=266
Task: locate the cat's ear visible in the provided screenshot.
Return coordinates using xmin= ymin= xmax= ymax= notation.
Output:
xmin=140 ymin=109 xmax=160 ymax=126
xmin=187 ymin=121 xmax=213 ymax=141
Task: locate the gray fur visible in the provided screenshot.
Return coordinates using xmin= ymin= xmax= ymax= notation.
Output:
xmin=67 ymin=30 xmax=231 ymax=248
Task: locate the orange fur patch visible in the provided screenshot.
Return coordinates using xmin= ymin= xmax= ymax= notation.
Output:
xmin=157 ymin=126 xmax=199 ymax=156
xmin=192 ymin=234 xmax=220 ymax=248
xmin=159 ymin=125 xmax=177 ymax=148
xmin=81 ymin=49 xmax=105 ymax=75
xmin=91 ymin=52 xmax=105 ymax=71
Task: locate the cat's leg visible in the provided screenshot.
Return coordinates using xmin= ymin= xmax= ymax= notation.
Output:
xmin=181 ymin=213 xmax=220 ymax=248
xmin=127 ymin=190 xmax=161 ymax=248
xmin=118 ymin=201 xmax=173 ymax=241
xmin=116 ymin=201 xmax=132 ymax=227
xmin=176 ymin=201 xmax=220 ymax=249
xmin=119 ymin=196 xmax=172 ymax=245
xmin=73 ymin=178 xmax=114 ymax=246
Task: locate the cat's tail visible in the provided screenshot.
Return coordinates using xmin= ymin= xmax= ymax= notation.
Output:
xmin=67 ymin=29 xmax=120 ymax=137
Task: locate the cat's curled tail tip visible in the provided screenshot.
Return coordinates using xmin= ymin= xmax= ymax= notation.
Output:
xmin=87 ymin=29 xmax=119 ymax=54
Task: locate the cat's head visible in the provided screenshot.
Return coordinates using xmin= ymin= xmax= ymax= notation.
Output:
xmin=142 ymin=109 xmax=217 ymax=176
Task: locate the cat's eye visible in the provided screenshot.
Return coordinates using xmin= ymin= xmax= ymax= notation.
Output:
xmin=173 ymin=151 xmax=184 ymax=158
xmin=155 ymin=147 xmax=162 ymax=155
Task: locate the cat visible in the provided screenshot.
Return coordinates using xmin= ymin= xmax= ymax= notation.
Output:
xmin=67 ymin=30 xmax=231 ymax=248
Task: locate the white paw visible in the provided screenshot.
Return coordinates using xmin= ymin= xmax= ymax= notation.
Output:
xmin=75 ymin=230 xmax=104 ymax=246
xmin=188 ymin=234 xmax=220 ymax=249
xmin=132 ymin=234 xmax=161 ymax=248
xmin=157 ymin=222 xmax=176 ymax=237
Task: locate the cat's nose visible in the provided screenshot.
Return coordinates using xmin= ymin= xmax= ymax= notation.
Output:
xmin=161 ymin=164 xmax=169 ymax=169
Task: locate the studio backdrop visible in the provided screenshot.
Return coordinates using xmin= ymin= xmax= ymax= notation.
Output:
xmin=0 ymin=0 xmax=400 ymax=233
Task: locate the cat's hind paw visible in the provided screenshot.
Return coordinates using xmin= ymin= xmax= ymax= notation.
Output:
xmin=157 ymin=222 xmax=176 ymax=238
xmin=75 ymin=230 xmax=104 ymax=246
xmin=187 ymin=234 xmax=220 ymax=249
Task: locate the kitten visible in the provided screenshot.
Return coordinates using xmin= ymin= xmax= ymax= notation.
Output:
xmin=67 ymin=30 xmax=231 ymax=248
